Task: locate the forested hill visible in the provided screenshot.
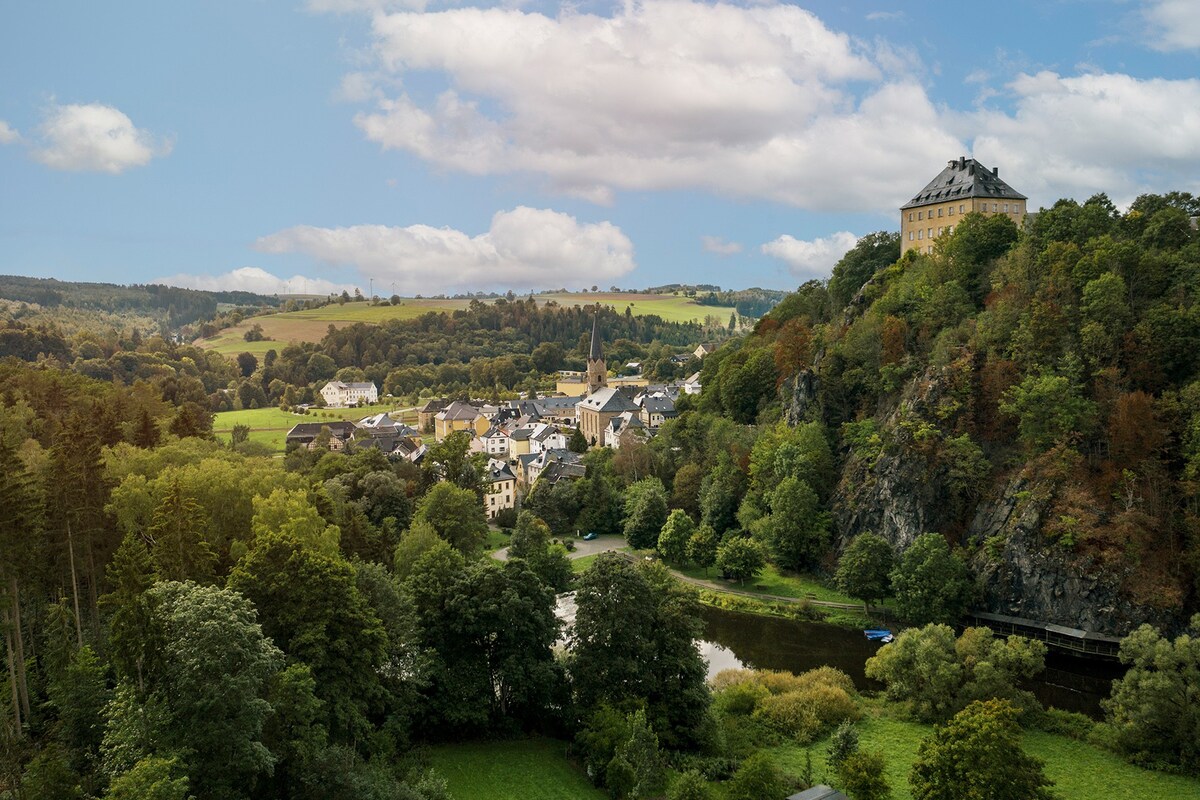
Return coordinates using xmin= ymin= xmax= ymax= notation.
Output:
xmin=0 ymin=274 xmax=278 ymax=327
xmin=700 ymin=193 xmax=1200 ymax=634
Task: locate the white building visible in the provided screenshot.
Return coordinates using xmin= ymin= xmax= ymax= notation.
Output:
xmin=320 ymin=380 xmax=378 ymax=407
xmin=485 ymin=459 xmax=517 ymax=520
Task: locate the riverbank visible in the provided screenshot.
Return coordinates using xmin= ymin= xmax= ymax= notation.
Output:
xmin=770 ymin=698 xmax=1200 ymax=800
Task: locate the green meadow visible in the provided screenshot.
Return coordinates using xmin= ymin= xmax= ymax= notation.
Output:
xmin=197 ymin=292 xmax=735 ymax=355
xmin=769 ymin=702 xmax=1200 ymax=800
xmin=211 ymin=403 xmax=417 ymax=453
xmin=427 ymin=739 xmax=605 ymax=800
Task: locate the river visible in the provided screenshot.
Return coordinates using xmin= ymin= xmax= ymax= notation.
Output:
xmin=556 ymin=594 xmax=1123 ymax=717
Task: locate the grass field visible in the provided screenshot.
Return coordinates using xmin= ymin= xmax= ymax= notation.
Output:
xmin=428 ymin=738 xmax=605 ymax=800
xmin=769 ymin=702 xmax=1200 ymax=800
xmin=675 ymin=563 xmax=862 ymax=606
xmin=197 ymin=292 xmax=736 ymax=355
xmin=211 ymin=403 xmax=417 ymax=453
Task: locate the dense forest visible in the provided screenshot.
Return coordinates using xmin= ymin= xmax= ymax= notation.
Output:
xmin=2 ymin=192 xmax=1199 ymax=798
xmin=0 ymin=275 xmax=277 ymax=329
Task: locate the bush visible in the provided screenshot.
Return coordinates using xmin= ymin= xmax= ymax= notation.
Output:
xmin=1035 ymin=707 xmax=1096 ymax=741
xmin=714 ymin=667 xmax=859 ymax=743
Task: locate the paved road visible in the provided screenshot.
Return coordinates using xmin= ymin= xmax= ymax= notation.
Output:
xmin=493 ymin=534 xmax=627 ymax=562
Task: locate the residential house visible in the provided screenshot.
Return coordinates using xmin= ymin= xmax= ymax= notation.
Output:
xmin=285 ymin=421 xmax=359 ymax=451
xmin=540 ymin=459 xmax=587 ymax=486
xmin=484 ymin=459 xmax=517 ymax=520
xmin=604 ymin=411 xmax=646 ymax=449
xmin=577 ymin=386 xmax=639 ymax=447
xmin=320 ymin=381 xmax=378 ymax=407
xmin=682 ymin=372 xmax=702 ymax=395
xmin=529 ymin=423 xmax=568 ymax=453
xmin=434 ymin=401 xmax=481 ymax=441
xmin=693 ymin=343 xmax=717 ymax=359
xmin=525 ymin=448 xmax=584 ymax=486
xmin=481 ymin=426 xmax=511 ymax=456
xmin=638 ymin=395 xmax=677 ymax=429
xmin=417 ymin=398 xmax=450 ymax=432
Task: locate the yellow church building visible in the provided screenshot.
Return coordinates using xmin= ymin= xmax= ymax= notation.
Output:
xmin=901 ymin=156 xmax=1027 ymax=256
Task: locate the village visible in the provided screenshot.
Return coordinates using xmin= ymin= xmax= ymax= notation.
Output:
xmin=284 ymin=316 xmax=710 ymax=523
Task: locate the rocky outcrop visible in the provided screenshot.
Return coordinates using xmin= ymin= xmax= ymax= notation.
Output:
xmin=968 ymin=473 xmax=1184 ymax=637
xmin=823 ymin=361 xmax=1188 ymax=636
xmin=783 ymin=368 xmax=820 ymax=426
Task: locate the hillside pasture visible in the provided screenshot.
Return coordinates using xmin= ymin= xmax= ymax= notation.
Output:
xmin=196 ymin=293 xmax=735 ymax=355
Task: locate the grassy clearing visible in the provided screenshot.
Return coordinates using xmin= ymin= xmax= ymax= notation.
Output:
xmin=768 ymin=701 xmax=1200 ymax=800
xmin=427 ymin=738 xmax=605 ymax=800
xmin=485 ymin=528 xmax=511 ymax=552
xmin=197 ymin=293 xmax=734 ymax=355
xmin=676 ymin=563 xmax=861 ymax=606
xmin=211 ymin=403 xmax=416 ymax=453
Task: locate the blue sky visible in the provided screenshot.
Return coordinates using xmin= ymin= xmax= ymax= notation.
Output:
xmin=1 ymin=0 xmax=1197 ymax=296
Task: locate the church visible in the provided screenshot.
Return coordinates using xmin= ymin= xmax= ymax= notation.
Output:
xmin=575 ymin=312 xmax=638 ymax=446
xmin=900 ymin=156 xmax=1027 ymax=255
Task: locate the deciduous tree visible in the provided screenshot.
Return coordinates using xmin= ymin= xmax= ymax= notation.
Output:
xmin=910 ymin=699 xmax=1057 ymax=800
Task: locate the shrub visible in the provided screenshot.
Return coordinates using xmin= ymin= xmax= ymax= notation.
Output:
xmin=1035 ymin=708 xmax=1096 ymax=741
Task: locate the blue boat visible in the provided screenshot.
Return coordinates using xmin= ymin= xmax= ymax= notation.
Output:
xmin=864 ymin=629 xmax=894 ymax=643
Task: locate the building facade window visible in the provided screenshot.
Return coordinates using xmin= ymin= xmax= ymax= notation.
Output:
xmin=948 ymin=206 xmax=955 ymax=215
xmin=938 ymin=207 xmax=944 ymax=217
xmin=908 ymin=212 xmax=914 ymax=221
xmin=927 ymin=228 xmax=933 ymax=238
xmin=918 ymin=210 xmax=924 ymax=220
xmin=959 ymin=204 xmax=965 ymax=213
xmin=908 ymin=231 xmax=914 ymax=241
xmin=917 ymin=229 xmax=923 ymax=240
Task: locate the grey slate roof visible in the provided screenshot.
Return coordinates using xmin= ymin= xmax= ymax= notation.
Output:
xmin=578 ymin=387 xmax=637 ymax=413
xmin=787 ymin=786 xmax=849 ymax=800
xmin=437 ymin=401 xmax=479 ymax=421
xmin=487 ymin=461 xmax=516 ymax=483
xmin=285 ymin=421 xmax=358 ymax=441
xmin=901 ymin=156 xmax=1026 ymax=210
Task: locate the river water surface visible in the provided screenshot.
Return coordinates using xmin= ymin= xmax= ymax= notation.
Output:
xmin=556 ymin=594 xmax=1122 ymax=717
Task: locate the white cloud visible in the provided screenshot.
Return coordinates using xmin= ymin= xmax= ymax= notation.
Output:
xmin=0 ymin=120 xmax=19 ymax=145
xmin=338 ymin=0 xmax=1200 ymax=212
xmin=959 ymin=71 xmax=1200 ymax=205
xmin=761 ymin=231 xmax=858 ymax=280
xmin=153 ymin=267 xmax=351 ymax=296
xmin=307 ymin=0 xmax=426 ymax=13
xmin=866 ymin=11 xmax=903 ymax=21
xmin=32 ymin=103 xmax=171 ymax=174
xmin=1143 ymin=0 xmax=1200 ymax=51
xmin=254 ymin=207 xmax=635 ymax=294
xmin=701 ymin=236 xmax=742 ymax=256
xmin=352 ymin=1 xmax=964 ymax=211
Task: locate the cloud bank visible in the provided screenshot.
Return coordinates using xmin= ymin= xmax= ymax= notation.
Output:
xmin=1143 ymin=0 xmax=1200 ymax=51
xmin=0 ymin=121 xmax=19 ymax=145
xmin=254 ymin=207 xmax=635 ymax=294
xmin=701 ymin=236 xmax=743 ymax=256
xmin=762 ymin=231 xmax=858 ymax=280
xmin=32 ymin=103 xmax=171 ymax=174
xmin=154 ymin=267 xmax=351 ymax=296
xmin=330 ymin=0 xmax=1200 ymax=211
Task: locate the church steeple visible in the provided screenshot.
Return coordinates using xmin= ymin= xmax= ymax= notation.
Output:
xmin=586 ymin=310 xmax=607 ymax=395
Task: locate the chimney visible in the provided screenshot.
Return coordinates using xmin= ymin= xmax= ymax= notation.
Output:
xmin=958 ymin=156 xmax=966 ymax=170
xmin=993 ymin=166 xmax=999 ymax=177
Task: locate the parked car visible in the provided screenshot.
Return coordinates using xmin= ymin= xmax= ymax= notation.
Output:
xmin=583 ymin=532 xmax=598 ymax=541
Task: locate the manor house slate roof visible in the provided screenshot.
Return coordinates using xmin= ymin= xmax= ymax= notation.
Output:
xmin=901 ymin=156 xmax=1026 ymax=210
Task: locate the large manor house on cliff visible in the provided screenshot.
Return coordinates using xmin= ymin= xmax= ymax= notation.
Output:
xmin=901 ymin=156 xmax=1027 ymax=255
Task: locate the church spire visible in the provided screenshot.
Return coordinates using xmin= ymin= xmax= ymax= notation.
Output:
xmin=589 ymin=310 xmax=603 ymax=361
xmin=586 ymin=308 xmax=607 ymax=395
